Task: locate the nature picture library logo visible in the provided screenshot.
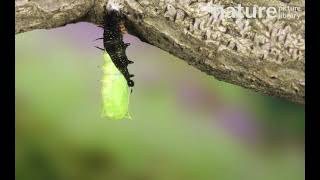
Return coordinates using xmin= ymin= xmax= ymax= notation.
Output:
xmin=199 ymin=2 xmax=303 ymax=20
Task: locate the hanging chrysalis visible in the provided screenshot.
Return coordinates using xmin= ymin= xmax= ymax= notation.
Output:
xmin=96 ymin=7 xmax=134 ymax=120
xmin=101 ymin=51 xmax=131 ymax=119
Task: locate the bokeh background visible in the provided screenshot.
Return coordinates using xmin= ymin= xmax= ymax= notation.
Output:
xmin=15 ymin=22 xmax=304 ymax=180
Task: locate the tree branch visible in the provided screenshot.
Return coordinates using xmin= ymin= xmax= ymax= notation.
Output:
xmin=15 ymin=0 xmax=305 ymax=104
xmin=15 ymin=0 xmax=94 ymax=33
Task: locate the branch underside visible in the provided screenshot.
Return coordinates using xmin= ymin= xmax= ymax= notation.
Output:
xmin=15 ymin=0 xmax=305 ymax=104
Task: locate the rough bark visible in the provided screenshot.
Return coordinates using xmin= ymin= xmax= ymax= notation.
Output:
xmin=15 ymin=0 xmax=305 ymax=104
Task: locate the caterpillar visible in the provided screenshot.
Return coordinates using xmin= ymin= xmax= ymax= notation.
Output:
xmin=96 ymin=9 xmax=134 ymax=120
xmin=97 ymin=9 xmax=135 ymax=87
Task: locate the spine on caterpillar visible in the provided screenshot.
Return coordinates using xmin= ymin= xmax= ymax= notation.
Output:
xmin=103 ymin=9 xmax=135 ymax=87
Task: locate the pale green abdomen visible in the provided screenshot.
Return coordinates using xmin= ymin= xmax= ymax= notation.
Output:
xmin=101 ymin=51 xmax=131 ymax=120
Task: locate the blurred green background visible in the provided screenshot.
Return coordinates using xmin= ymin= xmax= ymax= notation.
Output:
xmin=15 ymin=22 xmax=304 ymax=180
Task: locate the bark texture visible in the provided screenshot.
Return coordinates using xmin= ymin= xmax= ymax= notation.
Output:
xmin=15 ymin=0 xmax=305 ymax=104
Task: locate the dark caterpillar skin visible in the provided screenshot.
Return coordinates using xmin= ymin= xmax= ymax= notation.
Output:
xmin=103 ymin=10 xmax=134 ymax=87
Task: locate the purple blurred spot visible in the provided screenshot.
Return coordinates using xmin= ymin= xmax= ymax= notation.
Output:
xmin=175 ymin=80 xmax=263 ymax=144
xmin=215 ymin=106 xmax=263 ymax=144
xmin=176 ymin=80 xmax=221 ymax=111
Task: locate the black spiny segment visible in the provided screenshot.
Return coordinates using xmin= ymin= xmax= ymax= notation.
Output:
xmin=103 ymin=10 xmax=123 ymax=44
xmin=103 ymin=9 xmax=135 ymax=88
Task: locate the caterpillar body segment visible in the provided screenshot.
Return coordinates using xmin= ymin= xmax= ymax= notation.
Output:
xmin=102 ymin=10 xmax=135 ymax=88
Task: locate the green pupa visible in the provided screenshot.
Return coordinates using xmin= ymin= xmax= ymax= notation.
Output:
xmin=101 ymin=51 xmax=131 ymax=120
